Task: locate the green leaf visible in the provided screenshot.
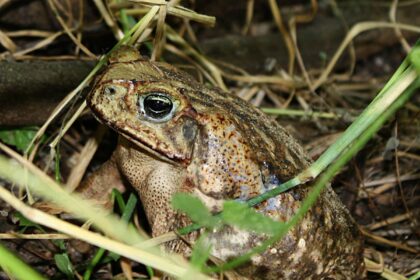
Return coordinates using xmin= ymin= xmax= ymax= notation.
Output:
xmin=172 ymin=193 xmax=221 ymax=229
xmin=54 ymin=240 xmax=66 ymax=251
xmin=54 ymin=146 xmax=62 ymax=183
xmin=111 ymin=189 xmax=126 ymax=213
xmin=0 ymin=127 xmax=40 ymax=153
xmin=182 ymin=234 xmax=212 ymax=279
xmin=54 ymin=253 xmax=75 ymax=279
xmin=190 ymin=233 xmax=212 ymax=270
xmin=319 ymin=51 xmax=327 ymax=62
xmin=221 ymin=201 xmax=285 ymax=235
xmin=408 ymin=270 xmax=420 ymax=280
xmin=0 ymin=243 xmax=46 ymax=280
xmin=83 ymin=248 xmax=105 ymax=280
xmin=410 ymin=45 xmax=420 ymax=74
xmin=13 ymin=212 xmax=45 ymax=233
xmin=84 ymin=190 xmax=138 ymax=280
xmin=121 ymin=193 xmax=138 ymax=222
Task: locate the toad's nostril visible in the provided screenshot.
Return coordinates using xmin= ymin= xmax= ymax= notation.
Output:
xmin=104 ymin=85 xmax=117 ymax=95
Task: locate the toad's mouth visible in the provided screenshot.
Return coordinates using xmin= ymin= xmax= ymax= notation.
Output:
xmin=120 ymin=129 xmax=188 ymax=167
xmin=98 ymin=117 xmax=189 ymax=167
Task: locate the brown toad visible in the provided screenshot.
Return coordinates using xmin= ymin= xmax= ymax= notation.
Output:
xmin=82 ymin=46 xmax=365 ymax=279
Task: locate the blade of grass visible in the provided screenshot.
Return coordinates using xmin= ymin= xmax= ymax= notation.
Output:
xmin=166 ymin=25 xmax=227 ymax=91
xmin=261 ymin=108 xmax=347 ymax=120
xmin=298 ymin=65 xmax=416 ymax=181
xmin=130 ymin=0 xmax=215 ymax=26
xmin=0 ymin=145 xmax=142 ymax=244
xmin=408 ymin=271 xmax=420 ymax=280
xmin=82 ymin=248 xmax=106 ymax=280
xmin=83 ymin=192 xmax=138 ymax=280
xmin=13 ymin=31 xmax=64 ymax=57
xmin=128 ymin=6 xmax=159 ymax=45
xmin=47 ymin=0 xmax=96 ymax=58
xmin=313 ymin=21 xmax=420 ymax=90
xmin=0 ymin=184 xmax=209 ymax=279
xmin=0 ymin=30 xmax=16 ymax=52
xmin=0 ymin=242 xmax=46 ymax=280
xmin=93 ymin=0 xmax=124 ymax=39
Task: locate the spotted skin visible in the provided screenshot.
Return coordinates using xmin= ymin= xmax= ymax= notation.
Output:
xmin=83 ymin=46 xmax=365 ymax=279
xmin=188 ymin=113 xmax=264 ymax=200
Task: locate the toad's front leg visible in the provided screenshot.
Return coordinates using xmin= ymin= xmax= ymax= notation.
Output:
xmin=77 ymin=153 xmax=126 ymax=208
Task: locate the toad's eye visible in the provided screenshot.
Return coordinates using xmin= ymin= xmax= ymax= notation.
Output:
xmin=139 ymin=93 xmax=177 ymax=122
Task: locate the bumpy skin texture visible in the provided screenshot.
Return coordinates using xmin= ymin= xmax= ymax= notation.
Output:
xmin=84 ymin=46 xmax=365 ymax=279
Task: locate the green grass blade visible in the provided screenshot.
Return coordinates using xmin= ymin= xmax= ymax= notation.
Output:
xmin=0 ymin=242 xmax=46 ymax=280
xmin=172 ymin=193 xmax=221 ymax=229
xmin=303 ymin=65 xmax=416 ymax=181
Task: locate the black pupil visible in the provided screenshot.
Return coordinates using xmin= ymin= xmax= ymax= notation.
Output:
xmin=143 ymin=94 xmax=173 ymax=119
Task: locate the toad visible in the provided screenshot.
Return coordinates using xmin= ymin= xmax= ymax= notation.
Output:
xmin=81 ymin=46 xmax=365 ymax=279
